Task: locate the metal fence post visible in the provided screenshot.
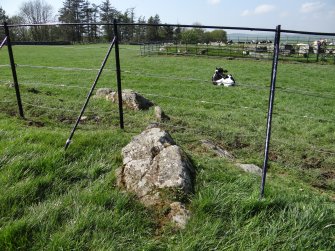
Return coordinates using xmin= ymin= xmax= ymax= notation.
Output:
xmin=4 ymin=22 xmax=24 ymax=118
xmin=260 ymin=25 xmax=281 ymax=199
xmin=113 ymin=19 xmax=124 ymax=129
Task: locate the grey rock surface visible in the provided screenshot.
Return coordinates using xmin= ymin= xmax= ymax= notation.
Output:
xmin=117 ymin=128 xmax=195 ymax=228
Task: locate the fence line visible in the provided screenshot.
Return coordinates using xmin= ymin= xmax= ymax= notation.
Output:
xmin=16 ymin=64 xmax=103 ymax=72
xmin=23 ymin=101 xmax=335 ymax=157
xmin=2 ymin=62 xmax=334 ymax=99
xmin=0 ymin=100 xmax=15 ymax=103
xmin=0 ymin=106 xmax=333 ymax=157
xmin=3 ymin=99 xmax=335 ymax=171
xmin=22 ymin=101 xmax=78 ymax=113
xmin=3 ymin=79 xmax=334 ymax=123
xmin=2 ymin=21 xmax=334 ymax=198
xmin=276 ymin=87 xmax=335 ymax=99
xmin=21 ymin=100 xmax=118 ymax=115
xmin=17 ymin=81 xmax=93 ymax=90
xmin=139 ymin=92 xmax=251 ymax=108
xmin=3 ymin=99 xmax=335 ymax=157
xmin=275 ymin=112 xmax=335 ymax=123
xmin=312 ymin=148 xmax=335 ymax=156
xmin=271 ymin=138 xmax=335 ymax=156
xmin=18 ymin=101 xmax=261 ymax=137
xmin=1 ymin=73 xmax=334 ymax=122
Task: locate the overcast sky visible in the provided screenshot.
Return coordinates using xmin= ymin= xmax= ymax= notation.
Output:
xmin=1 ymin=0 xmax=334 ymax=33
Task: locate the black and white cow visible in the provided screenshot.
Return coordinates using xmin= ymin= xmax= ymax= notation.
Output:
xmin=212 ymin=67 xmax=235 ymax=87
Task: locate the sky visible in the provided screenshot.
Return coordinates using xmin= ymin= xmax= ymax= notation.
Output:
xmin=1 ymin=0 xmax=334 ymax=33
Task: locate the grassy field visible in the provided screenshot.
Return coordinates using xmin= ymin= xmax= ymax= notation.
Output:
xmin=0 ymin=44 xmax=334 ymax=250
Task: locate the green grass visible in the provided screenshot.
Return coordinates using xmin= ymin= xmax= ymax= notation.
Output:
xmin=0 ymin=44 xmax=334 ymax=250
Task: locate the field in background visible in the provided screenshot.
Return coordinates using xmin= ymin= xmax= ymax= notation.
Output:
xmin=0 ymin=44 xmax=334 ymax=250
xmin=142 ymin=33 xmax=335 ymax=64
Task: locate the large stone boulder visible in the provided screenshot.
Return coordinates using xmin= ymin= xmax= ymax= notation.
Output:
xmin=117 ymin=128 xmax=195 ymax=228
xmin=94 ymin=88 xmax=114 ymax=99
xmin=107 ymin=89 xmax=154 ymax=110
xmin=95 ymin=88 xmax=154 ymax=110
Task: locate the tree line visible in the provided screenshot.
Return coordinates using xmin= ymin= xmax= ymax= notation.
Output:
xmin=0 ymin=0 xmax=227 ymax=44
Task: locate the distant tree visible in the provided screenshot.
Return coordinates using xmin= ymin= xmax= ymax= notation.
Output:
xmin=58 ymin=0 xmax=76 ymax=41
xmin=18 ymin=0 xmax=54 ymax=41
xmin=117 ymin=8 xmax=136 ymax=42
xmin=193 ymin=24 xmax=206 ymax=43
xmin=58 ymin=0 xmax=86 ymax=42
xmin=134 ymin=16 xmax=146 ymax=42
xmin=174 ymin=26 xmax=182 ymax=42
xmin=90 ymin=4 xmax=99 ymax=40
xmin=181 ymin=29 xmax=198 ymax=44
xmin=206 ymin=29 xmax=227 ymax=43
xmin=7 ymin=15 xmax=30 ymax=41
xmin=0 ymin=7 xmax=8 ymax=37
xmin=20 ymin=0 xmax=54 ymax=24
xmin=100 ymin=0 xmax=119 ymax=41
xmin=180 ymin=24 xmax=206 ymax=44
xmin=81 ymin=0 xmax=100 ymax=42
xmin=127 ymin=8 xmax=136 ymax=41
xmin=0 ymin=6 xmax=8 ymax=22
xmin=146 ymin=14 xmax=161 ymax=41
xmin=160 ymin=24 xmax=174 ymax=41
xmin=81 ymin=0 xmax=91 ymax=41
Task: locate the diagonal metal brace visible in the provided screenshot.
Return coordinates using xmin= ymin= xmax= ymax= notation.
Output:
xmin=64 ymin=37 xmax=116 ymax=150
xmin=0 ymin=36 xmax=7 ymax=49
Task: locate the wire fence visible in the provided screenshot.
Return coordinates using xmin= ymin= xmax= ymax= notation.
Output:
xmin=2 ymin=63 xmax=334 ymax=118
xmin=2 ymin=63 xmax=333 ymax=98
xmin=1 ymin=84 xmax=334 ymax=158
xmin=1 ymin=61 xmax=334 ymax=124
xmin=1 ymin=63 xmax=334 ymax=123
xmin=1 ymin=65 xmax=334 ymax=129
xmin=1 ymin=21 xmax=335 ymax=196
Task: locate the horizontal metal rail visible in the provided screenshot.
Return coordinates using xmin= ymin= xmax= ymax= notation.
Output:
xmin=1 ymin=22 xmax=334 ymax=36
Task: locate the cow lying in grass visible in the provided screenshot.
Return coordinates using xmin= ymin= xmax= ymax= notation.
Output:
xmin=212 ymin=67 xmax=236 ymax=87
